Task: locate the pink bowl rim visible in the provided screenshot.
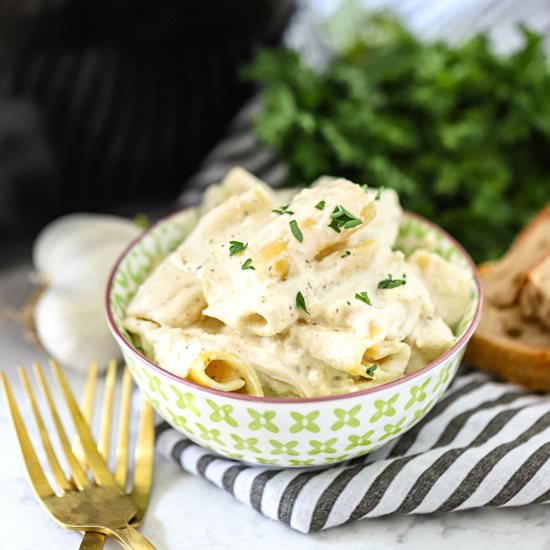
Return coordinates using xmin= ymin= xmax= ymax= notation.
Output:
xmin=106 ymin=207 xmax=483 ymax=404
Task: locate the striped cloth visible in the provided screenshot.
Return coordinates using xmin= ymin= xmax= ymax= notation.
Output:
xmin=165 ymin=0 xmax=550 ymax=534
xmin=156 ymin=370 xmax=550 ymax=533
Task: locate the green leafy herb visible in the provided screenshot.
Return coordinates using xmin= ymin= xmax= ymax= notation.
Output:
xmin=133 ymin=213 xmax=150 ymax=230
xmin=361 ymin=184 xmax=369 ymax=193
xmin=365 ymin=364 xmax=378 ymax=377
xmin=229 ymin=240 xmax=248 ymax=256
xmin=272 ymin=204 xmax=294 ymax=216
xmin=241 ymin=258 xmax=256 ymax=271
xmin=378 ymin=273 xmax=407 ymax=289
xmin=375 ymin=186 xmax=384 ymax=201
xmin=289 ymin=219 xmax=303 ymax=242
xmin=296 ymin=291 xmax=308 ymax=313
xmin=315 ymin=200 xmax=326 ymax=210
xmin=355 ymin=291 xmax=372 ymax=305
xmin=328 ymin=205 xmax=362 ymax=233
xmin=341 ymin=250 xmax=351 ymax=258
xmin=244 ymin=9 xmax=550 ymax=261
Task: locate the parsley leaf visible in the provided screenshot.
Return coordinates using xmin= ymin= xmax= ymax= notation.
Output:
xmin=375 ymin=186 xmax=384 ymax=201
xmin=289 ymin=219 xmax=303 ymax=242
xmin=133 ymin=213 xmax=150 ymax=229
xmin=315 ymin=200 xmax=326 ymax=210
xmin=328 ymin=205 xmax=362 ymax=233
xmin=355 ymin=291 xmax=372 ymax=305
xmin=272 ymin=204 xmax=294 ymax=216
xmin=365 ymin=364 xmax=378 ymax=377
xmin=229 ymin=241 xmax=248 ymax=256
xmin=378 ymin=274 xmax=407 ymax=289
xmin=241 ymin=258 xmax=256 ymax=271
xmin=295 ymin=291 xmax=308 ymax=313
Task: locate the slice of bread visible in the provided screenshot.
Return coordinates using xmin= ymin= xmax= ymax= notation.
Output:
xmin=466 ymin=206 xmax=550 ymax=391
xmin=481 ymin=204 xmax=550 ymax=307
xmin=520 ymin=255 xmax=550 ymax=330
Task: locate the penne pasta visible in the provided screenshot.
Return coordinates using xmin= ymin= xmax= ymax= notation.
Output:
xmin=124 ymin=318 xmax=263 ymax=396
xmin=187 ymin=350 xmax=264 ymax=396
xmin=289 ymin=324 xmax=379 ymax=376
xmin=124 ymin=168 xmax=472 ymax=397
xmin=126 ymin=252 xmax=205 ymax=328
xmin=362 ymin=340 xmax=412 ymax=383
xmin=409 ymin=249 xmax=471 ymax=328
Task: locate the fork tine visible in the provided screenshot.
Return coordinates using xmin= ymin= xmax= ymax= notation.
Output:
xmin=130 ymin=397 xmax=154 ymax=519
xmin=81 ymin=361 xmax=98 ymax=424
xmin=115 ymin=366 xmax=132 ymax=488
xmin=1 ymin=372 xmax=55 ymax=499
xmin=19 ymin=368 xmax=73 ymax=493
xmin=33 ymin=363 xmax=91 ymax=490
xmin=99 ymin=359 xmax=117 ymax=458
xmin=72 ymin=361 xmax=99 ymax=468
xmin=49 ymin=360 xmax=121 ymax=492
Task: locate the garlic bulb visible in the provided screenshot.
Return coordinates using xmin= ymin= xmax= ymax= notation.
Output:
xmin=32 ymin=214 xmax=142 ymax=372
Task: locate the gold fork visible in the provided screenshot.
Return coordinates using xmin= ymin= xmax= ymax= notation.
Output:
xmin=1 ymin=360 xmax=156 ymax=549
xmin=74 ymin=360 xmax=154 ymax=549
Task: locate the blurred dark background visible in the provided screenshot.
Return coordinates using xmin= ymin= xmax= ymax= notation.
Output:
xmin=2 ymin=0 xmax=550 ymax=267
xmin=0 ymin=0 xmax=292 ymax=247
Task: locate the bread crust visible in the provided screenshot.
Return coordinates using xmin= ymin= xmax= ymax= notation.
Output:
xmin=520 ymin=255 xmax=550 ymax=329
xmin=466 ymin=331 xmax=550 ymax=391
xmin=467 ymin=262 xmax=550 ymax=391
xmin=481 ymin=204 xmax=550 ymax=307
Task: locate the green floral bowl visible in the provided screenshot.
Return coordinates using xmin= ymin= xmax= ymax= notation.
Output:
xmin=106 ymin=208 xmax=482 ymax=467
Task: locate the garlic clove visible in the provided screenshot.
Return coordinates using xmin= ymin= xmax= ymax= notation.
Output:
xmin=33 ymin=213 xmax=141 ymax=279
xmin=31 ymin=212 xmax=143 ymax=372
xmin=48 ymin=240 xmax=139 ymax=293
xmin=34 ymin=287 xmax=121 ymax=372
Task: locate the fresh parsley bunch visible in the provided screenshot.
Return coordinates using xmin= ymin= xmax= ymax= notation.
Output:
xmin=244 ymin=13 xmax=550 ymax=261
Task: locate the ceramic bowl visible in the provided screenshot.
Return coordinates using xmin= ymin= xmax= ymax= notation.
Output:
xmin=106 ymin=207 xmax=482 ymax=467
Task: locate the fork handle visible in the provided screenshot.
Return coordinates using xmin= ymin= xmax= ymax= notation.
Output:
xmin=79 ymin=531 xmax=106 ymax=550
xmin=111 ymin=525 xmax=156 ymax=549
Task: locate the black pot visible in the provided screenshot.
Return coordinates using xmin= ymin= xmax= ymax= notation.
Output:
xmin=0 ymin=0 xmax=293 ymax=237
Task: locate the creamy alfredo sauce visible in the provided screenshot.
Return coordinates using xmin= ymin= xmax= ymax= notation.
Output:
xmin=124 ymin=169 xmax=471 ymax=398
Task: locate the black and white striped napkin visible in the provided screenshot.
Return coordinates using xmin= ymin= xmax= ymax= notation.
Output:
xmin=156 ymin=370 xmax=550 ymax=533
xmin=163 ymin=0 xmax=550 ymax=533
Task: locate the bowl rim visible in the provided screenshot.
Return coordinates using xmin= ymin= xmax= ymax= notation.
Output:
xmin=106 ymin=207 xmax=483 ymax=404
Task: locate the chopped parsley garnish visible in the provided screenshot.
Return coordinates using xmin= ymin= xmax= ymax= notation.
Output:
xmin=133 ymin=213 xmax=150 ymax=229
xmin=328 ymin=205 xmax=363 ymax=233
xmin=229 ymin=240 xmax=248 ymax=256
xmin=315 ymin=200 xmax=326 ymax=210
xmin=289 ymin=220 xmax=303 ymax=242
xmin=272 ymin=204 xmax=294 ymax=216
xmin=295 ymin=291 xmax=308 ymax=314
xmin=241 ymin=258 xmax=256 ymax=271
xmin=378 ymin=273 xmax=407 ymax=289
xmin=365 ymin=364 xmax=378 ymax=377
xmin=361 ymin=184 xmax=369 ymax=193
xmin=375 ymin=186 xmax=384 ymax=201
xmin=341 ymin=250 xmax=351 ymax=258
xmin=355 ymin=291 xmax=372 ymax=305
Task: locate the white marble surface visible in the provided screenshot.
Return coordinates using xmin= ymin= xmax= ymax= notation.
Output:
xmin=1 ymin=262 xmax=549 ymax=550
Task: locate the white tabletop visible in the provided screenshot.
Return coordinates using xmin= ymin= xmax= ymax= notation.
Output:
xmin=1 ymin=262 xmax=548 ymax=550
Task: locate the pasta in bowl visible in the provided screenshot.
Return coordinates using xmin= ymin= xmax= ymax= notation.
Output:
xmin=107 ymin=168 xmax=482 ymax=467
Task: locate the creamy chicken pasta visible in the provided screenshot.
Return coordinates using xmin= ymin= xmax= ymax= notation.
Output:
xmin=124 ymin=167 xmax=471 ymax=398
